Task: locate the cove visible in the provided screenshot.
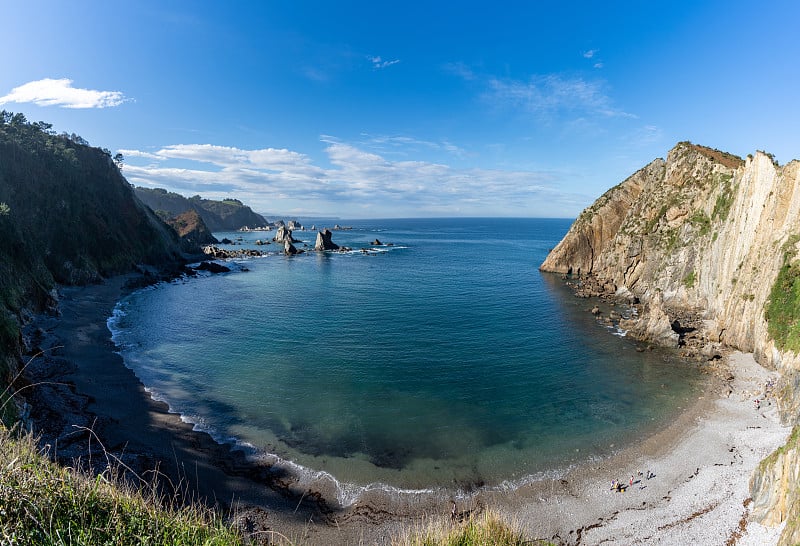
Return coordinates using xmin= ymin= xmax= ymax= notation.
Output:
xmin=108 ymin=218 xmax=705 ymax=491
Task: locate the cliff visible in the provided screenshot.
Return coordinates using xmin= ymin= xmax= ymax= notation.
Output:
xmin=134 ymin=187 xmax=268 ymax=231
xmin=541 ymin=141 xmax=800 ymax=543
xmin=0 ymin=112 xmax=184 ymax=416
xmin=159 ymin=209 xmax=219 ymax=252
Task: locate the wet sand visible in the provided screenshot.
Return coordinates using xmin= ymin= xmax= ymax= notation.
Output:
xmin=23 ymin=275 xmax=792 ymax=545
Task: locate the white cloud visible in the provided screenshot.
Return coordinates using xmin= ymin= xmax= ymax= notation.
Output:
xmin=369 ymin=56 xmax=400 ymax=69
xmin=583 ymin=49 xmax=598 ymax=59
xmin=122 ymin=137 xmax=585 ymax=217
xmin=0 ymin=78 xmax=127 ymax=109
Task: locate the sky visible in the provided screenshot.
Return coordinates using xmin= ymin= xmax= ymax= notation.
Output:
xmin=1 ymin=1 xmax=799 ymax=219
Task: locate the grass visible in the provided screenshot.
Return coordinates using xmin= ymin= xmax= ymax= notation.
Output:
xmin=0 ymin=420 xmax=537 ymax=546
xmin=393 ymin=510 xmax=549 ymax=546
xmin=0 ymin=425 xmax=246 ymax=546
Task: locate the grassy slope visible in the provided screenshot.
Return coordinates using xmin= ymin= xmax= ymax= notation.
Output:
xmin=0 ymin=427 xmax=535 ymax=546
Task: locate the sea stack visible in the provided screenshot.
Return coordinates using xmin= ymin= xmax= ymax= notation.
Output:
xmin=314 ymin=229 xmax=340 ymax=251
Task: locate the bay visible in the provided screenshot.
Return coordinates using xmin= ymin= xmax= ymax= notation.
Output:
xmin=109 ymin=218 xmax=704 ymax=491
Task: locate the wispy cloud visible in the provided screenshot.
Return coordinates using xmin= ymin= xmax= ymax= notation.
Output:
xmin=582 ymin=49 xmax=598 ymax=59
xmin=0 ymin=78 xmax=128 ymax=109
xmin=368 ymin=56 xmax=400 ymax=69
xmin=122 ymin=138 xmax=585 ymax=217
xmin=486 ymin=74 xmax=634 ymax=119
xmin=443 ymin=61 xmax=477 ymax=81
xmin=357 ymin=134 xmax=467 ymax=158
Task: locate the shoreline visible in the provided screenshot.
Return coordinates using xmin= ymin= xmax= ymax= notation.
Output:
xmin=22 ymin=274 xmax=792 ymax=544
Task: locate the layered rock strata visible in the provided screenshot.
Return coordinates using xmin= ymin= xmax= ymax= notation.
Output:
xmin=541 ymin=142 xmax=800 ymax=543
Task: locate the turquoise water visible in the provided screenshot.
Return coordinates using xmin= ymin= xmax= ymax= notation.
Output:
xmin=109 ymin=218 xmax=704 ymax=491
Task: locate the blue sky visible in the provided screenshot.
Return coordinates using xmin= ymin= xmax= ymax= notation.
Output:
xmin=2 ymin=1 xmax=798 ymax=219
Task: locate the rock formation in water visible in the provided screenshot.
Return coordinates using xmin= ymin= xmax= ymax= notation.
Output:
xmin=273 ymin=226 xmax=299 ymax=244
xmin=314 ymin=229 xmax=339 ymax=251
xmin=540 ymin=141 xmax=800 ymax=544
xmin=283 ymin=239 xmax=300 ymax=255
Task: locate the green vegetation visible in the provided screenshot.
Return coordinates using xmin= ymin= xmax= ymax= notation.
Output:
xmin=765 ymin=235 xmax=800 ymax=352
xmin=394 ymin=511 xmax=542 ymax=546
xmin=683 ymin=270 xmax=697 ymax=289
xmin=758 ymin=150 xmax=780 ymax=168
xmin=712 ymin=173 xmax=735 ymax=222
xmin=0 ymin=426 xmax=245 ymax=546
xmin=0 ymin=109 xmax=184 ymax=410
xmin=689 ymin=210 xmax=712 ymax=236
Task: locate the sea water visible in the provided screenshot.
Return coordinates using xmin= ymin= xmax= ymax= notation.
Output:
xmin=109 ymin=218 xmax=704 ymax=492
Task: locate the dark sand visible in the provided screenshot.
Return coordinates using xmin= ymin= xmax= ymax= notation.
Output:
xmin=20 ymin=275 xmax=791 ymax=545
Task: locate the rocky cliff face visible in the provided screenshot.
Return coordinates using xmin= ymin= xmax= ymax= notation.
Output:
xmin=161 ymin=209 xmax=219 ymax=252
xmin=541 ymin=142 xmax=800 ymax=543
xmin=134 ymin=187 xmax=268 ymax=231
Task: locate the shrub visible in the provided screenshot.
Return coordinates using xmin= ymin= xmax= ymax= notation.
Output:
xmin=765 ymin=237 xmax=800 ymax=352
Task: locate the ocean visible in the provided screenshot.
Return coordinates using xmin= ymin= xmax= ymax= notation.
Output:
xmin=108 ymin=217 xmax=704 ymax=496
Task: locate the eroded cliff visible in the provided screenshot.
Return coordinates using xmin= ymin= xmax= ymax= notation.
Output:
xmin=541 ymin=142 xmax=800 ymax=543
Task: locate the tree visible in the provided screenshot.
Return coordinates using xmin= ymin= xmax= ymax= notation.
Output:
xmin=113 ymin=152 xmax=124 ymax=170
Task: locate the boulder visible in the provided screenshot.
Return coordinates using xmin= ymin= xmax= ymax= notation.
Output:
xmin=195 ymin=261 xmax=231 ymax=274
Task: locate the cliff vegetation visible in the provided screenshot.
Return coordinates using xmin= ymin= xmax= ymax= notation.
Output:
xmin=0 ymin=111 xmax=183 ymax=409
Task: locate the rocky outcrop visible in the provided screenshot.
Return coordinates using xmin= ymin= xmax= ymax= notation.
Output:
xmin=202 ymin=245 xmax=264 ymax=259
xmin=750 ymin=426 xmax=800 ymax=539
xmin=163 ymin=209 xmax=218 ymax=252
xmin=541 ymin=142 xmax=800 ymax=543
xmin=194 ymin=261 xmax=231 ymax=274
xmin=273 ymin=226 xmax=299 ymax=244
xmin=314 ymin=229 xmax=339 ymax=251
xmin=135 ymin=187 xmax=268 ymax=231
xmin=283 ymin=240 xmax=300 ymax=256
